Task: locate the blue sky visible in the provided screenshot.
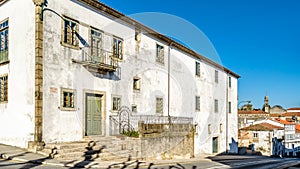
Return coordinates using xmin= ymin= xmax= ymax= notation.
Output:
xmin=99 ymin=0 xmax=300 ymax=109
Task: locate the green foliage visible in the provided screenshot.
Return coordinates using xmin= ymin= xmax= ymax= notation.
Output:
xmin=122 ymin=130 xmax=139 ymax=138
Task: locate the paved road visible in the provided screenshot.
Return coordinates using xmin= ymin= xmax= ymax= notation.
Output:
xmin=1 ymin=155 xmax=300 ymax=169
xmin=0 ymin=159 xmax=78 ymax=169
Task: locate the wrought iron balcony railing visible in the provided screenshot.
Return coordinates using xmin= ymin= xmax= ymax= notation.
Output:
xmin=72 ymin=47 xmax=119 ymax=73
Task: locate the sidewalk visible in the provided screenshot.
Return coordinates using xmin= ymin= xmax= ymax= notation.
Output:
xmin=0 ymin=143 xmax=211 ymax=168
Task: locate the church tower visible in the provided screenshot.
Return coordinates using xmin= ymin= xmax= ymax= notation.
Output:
xmin=263 ymin=95 xmax=270 ymax=113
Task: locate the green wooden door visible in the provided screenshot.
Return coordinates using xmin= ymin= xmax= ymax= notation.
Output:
xmin=86 ymin=94 xmax=102 ymax=136
xmin=212 ymin=137 xmax=218 ymax=153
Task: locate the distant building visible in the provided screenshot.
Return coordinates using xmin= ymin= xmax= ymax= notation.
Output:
xmin=238 ymin=109 xmax=269 ymax=128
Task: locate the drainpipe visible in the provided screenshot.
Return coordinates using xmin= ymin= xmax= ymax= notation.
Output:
xmin=226 ymin=73 xmax=229 ymax=153
xmin=168 ymin=42 xmax=173 ymax=125
xmin=28 ymin=0 xmax=47 ymax=151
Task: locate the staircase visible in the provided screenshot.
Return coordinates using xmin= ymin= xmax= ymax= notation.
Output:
xmin=40 ymin=136 xmax=136 ymax=162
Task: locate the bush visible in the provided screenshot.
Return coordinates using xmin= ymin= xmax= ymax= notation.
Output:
xmin=122 ymin=131 xmax=139 ymax=138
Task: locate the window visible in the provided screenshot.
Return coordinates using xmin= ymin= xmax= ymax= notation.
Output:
xmin=156 ymin=44 xmax=164 ymax=64
xmin=112 ymin=96 xmax=121 ymax=111
xmin=208 ymin=124 xmax=211 ymax=134
xmin=215 ymin=70 xmax=218 ymax=83
xmin=195 ymin=96 xmax=200 ymax=111
xmin=214 ymin=99 xmax=218 ymax=113
xmin=228 ymin=76 xmax=232 ymax=88
xmin=132 ymin=105 xmax=137 ymax=113
xmin=90 ymin=29 xmax=102 ymax=62
xmin=0 ymin=19 xmax=9 ymax=63
xmin=156 ymin=97 xmax=163 ymax=114
xmin=195 ymin=61 xmax=200 ymax=76
xmin=113 ymin=37 xmax=123 ymax=60
xmin=220 ymin=124 xmax=223 ymax=133
xmin=61 ymin=88 xmax=76 ymax=110
xmin=253 ymin=132 xmax=258 ymax=138
xmin=62 ymin=18 xmax=78 ymax=47
xmin=0 ymin=75 xmax=8 ymax=102
xmin=133 ymin=77 xmax=140 ymax=90
xmin=228 ymin=101 xmax=232 ymax=113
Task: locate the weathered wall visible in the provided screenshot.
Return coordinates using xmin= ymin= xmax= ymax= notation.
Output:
xmin=0 ymin=0 xmax=35 ymax=148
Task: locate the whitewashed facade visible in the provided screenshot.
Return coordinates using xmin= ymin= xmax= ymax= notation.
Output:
xmin=0 ymin=0 xmax=239 ymax=155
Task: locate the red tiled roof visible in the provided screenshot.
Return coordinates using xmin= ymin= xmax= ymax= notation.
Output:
xmin=269 ymin=114 xmax=283 ymax=117
xmin=281 ymin=112 xmax=300 ymax=117
xmin=273 ymin=118 xmax=293 ymax=125
xmin=238 ymin=110 xmax=268 ymax=115
xmin=287 ymin=107 xmax=300 ymax=111
xmin=295 ymin=125 xmax=300 ymax=133
xmin=240 ymin=123 xmax=284 ymax=131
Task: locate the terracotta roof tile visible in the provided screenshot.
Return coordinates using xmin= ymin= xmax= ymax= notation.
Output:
xmin=287 ymin=107 xmax=300 ymax=111
xmin=273 ymin=118 xmax=293 ymax=125
xmin=238 ymin=110 xmax=268 ymax=115
xmin=281 ymin=112 xmax=300 ymax=117
xmin=240 ymin=123 xmax=284 ymax=131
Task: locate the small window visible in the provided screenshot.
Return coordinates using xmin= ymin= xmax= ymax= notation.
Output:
xmin=253 ymin=132 xmax=258 ymax=138
xmin=214 ymin=99 xmax=218 ymax=113
xmin=112 ymin=96 xmax=121 ymax=111
xmin=215 ymin=70 xmax=218 ymax=83
xmin=133 ymin=77 xmax=140 ymax=90
xmin=61 ymin=88 xmax=76 ymax=110
xmin=229 ymin=76 xmax=232 ymax=88
xmin=132 ymin=105 xmax=137 ymax=113
xmin=195 ymin=96 xmax=200 ymax=111
xmin=113 ymin=37 xmax=123 ymax=60
xmin=0 ymin=75 xmax=8 ymax=102
xmin=228 ymin=101 xmax=232 ymax=113
xmin=156 ymin=44 xmax=164 ymax=64
xmin=220 ymin=124 xmax=223 ymax=133
xmin=156 ymin=97 xmax=163 ymax=114
xmin=195 ymin=62 xmax=200 ymax=76
xmin=0 ymin=19 xmax=9 ymax=63
xmin=208 ymin=124 xmax=211 ymax=134
xmin=62 ymin=17 xmax=78 ymax=47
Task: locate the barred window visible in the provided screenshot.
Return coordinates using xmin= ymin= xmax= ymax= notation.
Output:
xmin=112 ymin=96 xmax=121 ymax=111
xmin=215 ymin=70 xmax=219 ymax=83
xmin=156 ymin=97 xmax=163 ymax=114
xmin=228 ymin=101 xmax=232 ymax=113
xmin=61 ymin=88 xmax=76 ymax=110
xmin=195 ymin=61 xmax=200 ymax=76
xmin=214 ymin=99 xmax=218 ymax=113
xmin=0 ymin=19 xmax=9 ymax=63
xmin=113 ymin=38 xmax=123 ymax=60
xmin=0 ymin=75 xmax=8 ymax=102
xmin=90 ymin=29 xmax=102 ymax=62
xmin=229 ymin=76 xmax=232 ymax=88
xmin=156 ymin=44 xmax=164 ymax=64
xmin=133 ymin=77 xmax=140 ymax=90
xmin=195 ymin=96 xmax=200 ymax=111
xmin=62 ymin=18 xmax=78 ymax=47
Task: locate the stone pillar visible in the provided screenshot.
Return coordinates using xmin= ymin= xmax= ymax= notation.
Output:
xmin=28 ymin=0 xmax=45 ymax=152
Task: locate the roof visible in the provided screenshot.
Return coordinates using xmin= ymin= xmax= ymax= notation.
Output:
xmin=281 ymin=112 xmax=300 ymax=117
xmin=296 ymin=125 xmax=300 ymax=133
xmin=240 ymin=123 xmax=283 ymax=131
xmin=287 ymin=107 xmax=300 ymax=111
xmin=273 ymin=118 xmax=293 ymax=125
xmin=238 ymin=110 xmax=268 ymax=115
xmin=76 ymin=0 xmax=240 ymax=78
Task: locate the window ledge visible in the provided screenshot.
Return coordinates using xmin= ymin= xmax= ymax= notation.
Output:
xmin=0 ymin=60 xmax=9 ymax=66
xmin=60 ymin=42 xmax=80 ymax=50
xmin=60 ymin=107 xmax=76 ymax=111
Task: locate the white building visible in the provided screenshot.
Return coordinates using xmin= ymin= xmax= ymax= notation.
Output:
xmin=0 ymin=0 xmax=239 ymax=155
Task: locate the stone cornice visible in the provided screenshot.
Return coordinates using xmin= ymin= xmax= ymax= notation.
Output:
xmin=77 ymin=0 xmax=240 ymax=78
xmin=0 ymin=0 xmax=9 ymax=6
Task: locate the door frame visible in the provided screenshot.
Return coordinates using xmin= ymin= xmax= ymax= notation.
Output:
xmin=82 ymin=90 xmax=106 ymax=138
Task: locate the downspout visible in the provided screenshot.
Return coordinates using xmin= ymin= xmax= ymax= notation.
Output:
xmin=168 ymin=42 xmax=173 ymax=125
xmin=226 ymin=73 xmax=229 ymax=153
xmin=28 ymin=0 xmax=46 ymax=151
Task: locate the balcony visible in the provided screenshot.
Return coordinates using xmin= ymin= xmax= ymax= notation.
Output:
xmin=72 ymin=48 xmax=119 ymax=73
